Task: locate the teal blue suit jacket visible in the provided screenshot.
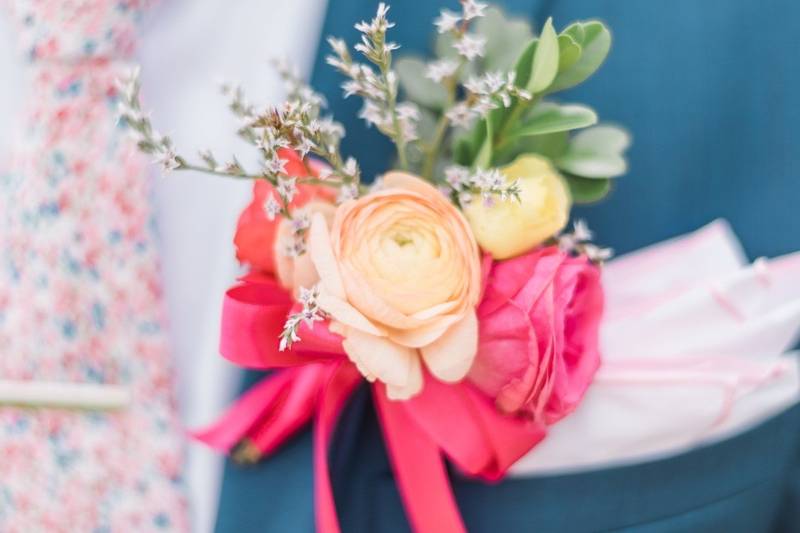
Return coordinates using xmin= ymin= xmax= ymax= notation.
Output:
xmin=216 ymin=1 xmax=800 ymax=531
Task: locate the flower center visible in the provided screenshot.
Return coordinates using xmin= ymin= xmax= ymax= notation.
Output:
xmin=392 ymin=233 xmax=413 ymax=247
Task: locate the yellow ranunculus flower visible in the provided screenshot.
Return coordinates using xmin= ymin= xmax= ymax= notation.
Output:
xmin=463 ymin=155 xmax=571 ymax=260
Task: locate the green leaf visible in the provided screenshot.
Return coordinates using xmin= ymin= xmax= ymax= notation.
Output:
xmin=395 ymin=57 xmax=448 ymax=110
xmin=528 ymin=131 xmax=569 ymax=160
xmin=476 ymin=7 xmax=534 ymax=71
xmin=460 ymin=103 xmax=506 ymax=168
xmin=555 ymin=125 xmax=631 ymax=178
xmin=572 ymin=124 xmax=631 ymax=153
xmin=565 ymin=22 xmax=585 ymax=44
xmin=558 ymin=153 xmax=627 ymax=177
xmin=454 ymin=136 xmax=475 ymax=166
xmin=474 ymin=119 xmax=494 ymax=169
xmin=492 ymin=129 xmax=569 ymax=167
xmin=513 ymin=38 xmax=538 ymax=90
xmin=557 ymin=34 xmax=581 ymax=72
xmin=566 ymin=175 xmax=611 ymax=203
xmin=487 ymin=105 xmax=509 ymax=138
xmin=549 ymin=21 xmax=611 ymax=93
xmin=528 ymin=17 xmax=559 ymax=93
xmin=509 ymin=102 xmax=597 ymax=138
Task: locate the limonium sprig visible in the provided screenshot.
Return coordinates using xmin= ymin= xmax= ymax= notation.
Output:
xmin=118 ymin=69 xmax=264 ymax=182
xmin=421 ymin=0 xmax=491 ymax=179
xmin=117 ymin=68 xmax=240 ymax=178
xmin=270 ymin=59 xmax=361 ymax=190
xmin=119 ymin=1 xmax=628 ymax=285
xmin=449 ymin=71 xmax=532 ymax=129
xmin=279 ymin=285 xmax=326 ymax=351
xmin=443 ymin=164 xmax=522 ymax=206
xmin=117 ymin=63 xmax=359 ymax=262
xmin=118 ymin=2 xmax=541 ymax=213
xmin=558 ymin=220 xmax=614 ymax=264
xmin=326 ymin=3 xmax=417 ymax=170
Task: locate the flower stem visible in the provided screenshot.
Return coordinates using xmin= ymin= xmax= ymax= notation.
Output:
xmin=297 ymin=176 xmax=341 ymax=187
xmin=382 ymin=61 xmax=409 ymax=170
xmin=421 ymin=65 xmax=463 ymax=181
xmin=422 ymin=115 xmax=450 ymax=180
xmin=492 ymin=95 xmax=540 ymax=154
xmin=176 ymin=162 xmax=262 ymax=181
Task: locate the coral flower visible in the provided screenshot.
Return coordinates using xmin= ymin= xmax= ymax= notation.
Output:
xmin=234 ymin=149 xmax=335 ymax=292
xmin=309 ymin=172 xmax=482 ymax=399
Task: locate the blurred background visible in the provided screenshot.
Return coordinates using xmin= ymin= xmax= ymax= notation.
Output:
xmin=0 ymin=1 xmax=327 ymax=530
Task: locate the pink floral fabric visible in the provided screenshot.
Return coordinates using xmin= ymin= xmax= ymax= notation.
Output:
xmin=0 ymin=1 xmax=188 ymax=531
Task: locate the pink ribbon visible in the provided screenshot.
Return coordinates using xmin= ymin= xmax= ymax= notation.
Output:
xmin=219 ymin=279 xmax=342 ymax=369
xmin=194 ymin=280 xmax=544 ymax=533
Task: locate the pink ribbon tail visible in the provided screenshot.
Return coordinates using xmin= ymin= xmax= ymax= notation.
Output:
xmin=374 ymin=383 xmax=467 ymax=533
xmin=190 ymin=361 xmax=361 ymax=533
xmin=313 ymin=363 xmax=363 ymax=533
xmin=191 ymin=365 xmax=332 ymax=456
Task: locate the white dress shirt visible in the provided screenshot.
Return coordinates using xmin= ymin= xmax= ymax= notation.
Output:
xmin=137 ymin=1 xmax=327 ymax=531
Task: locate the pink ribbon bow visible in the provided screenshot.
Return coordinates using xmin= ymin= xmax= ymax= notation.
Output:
xmin=193 ymin=278 xmax=545 ymax=533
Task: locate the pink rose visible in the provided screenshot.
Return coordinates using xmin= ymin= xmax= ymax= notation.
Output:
xmin=468 ymin=246 xmax=603 ymax=423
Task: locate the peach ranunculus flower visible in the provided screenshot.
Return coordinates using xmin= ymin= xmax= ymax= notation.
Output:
xmin=308 ymin=172 xmax=482 ymax=400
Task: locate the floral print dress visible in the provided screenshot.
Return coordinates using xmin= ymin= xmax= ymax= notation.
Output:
xmin=0 ymin=1 xmax=188 ymax=531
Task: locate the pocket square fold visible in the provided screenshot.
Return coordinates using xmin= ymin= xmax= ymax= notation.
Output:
xmin=510 ymin=221 xmax=800 ymax=476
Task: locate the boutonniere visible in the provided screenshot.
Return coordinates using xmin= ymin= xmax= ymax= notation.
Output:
xmin=118 ymin=2 xmax=629 ymax=531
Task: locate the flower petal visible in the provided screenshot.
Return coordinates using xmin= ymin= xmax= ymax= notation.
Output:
xmin=382 ymin=171 xmax=443 ymax=197
xmin=386 ymin=353 xmax=424 ymax=400
xmin=234 ymin=181 xmax=280 ymax=273
xmin=317 ymin=289 xmax=384 ymax=337
xmin=387 ymin=314 xmax=463 ymax=348
xmin=410 ymin=300 xmax=459 ymax=321
xmin=309 ymin=212 xmax=346 ymax=299
xmin=420 ymin=310 xmax=478 ymax=382
xmin=342 ymin=327 xmax=419 ymax=389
